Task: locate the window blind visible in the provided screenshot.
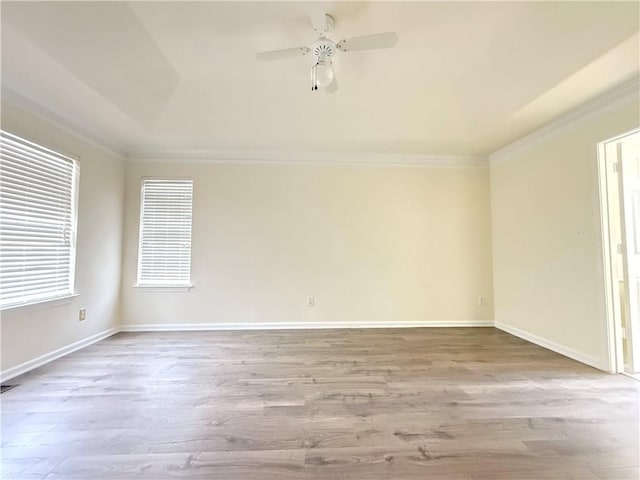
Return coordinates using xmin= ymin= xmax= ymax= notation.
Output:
xmin=0 ymin=130 xmax=79 ymax=309
xmin=137 ymin=179 xmax=193 ymax=286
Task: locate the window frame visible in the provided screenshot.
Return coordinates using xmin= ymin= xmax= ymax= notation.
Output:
xmin=0 ymin=130 xmax=80 ymax=310
xmin=135 ymin=177 xmax=194 ymax=289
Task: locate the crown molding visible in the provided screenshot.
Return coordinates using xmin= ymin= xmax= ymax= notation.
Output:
xmin=127 ymin=149 xmax=489 ymax=168
xmin=2 ymin=86 xmax=487 ymax=168
xmin=1 ymin=86 xmax=127 ymax=159
xmin=489 ymin=76 xmax=640 ymax=165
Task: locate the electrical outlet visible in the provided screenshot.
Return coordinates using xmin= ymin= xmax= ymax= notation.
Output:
xmin=478 ymin=296 xmax=485 ymax=306
xmin=79 ymin=308 xmax=86 ymax=321
xmin=307 ymin=296 xmax=315 ymax=307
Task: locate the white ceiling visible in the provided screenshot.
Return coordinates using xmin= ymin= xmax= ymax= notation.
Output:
xmin=2 ymin=1 xmax=639 ymax=158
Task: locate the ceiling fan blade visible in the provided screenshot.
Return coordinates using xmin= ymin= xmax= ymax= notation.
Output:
xmin=336 ymin=32 xmax=398 ymax=52
xmin=325 ymin=76 xmax=338 ymax=94
xmin=256 ymin=46 xmax=310 ymax=61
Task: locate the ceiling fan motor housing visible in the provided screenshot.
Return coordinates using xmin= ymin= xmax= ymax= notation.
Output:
xmin=311 ymin=38 xmax=336 ymax=58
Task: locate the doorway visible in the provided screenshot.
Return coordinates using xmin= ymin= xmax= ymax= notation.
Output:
xmin=599 ymin=128 xmax=640 ymax=378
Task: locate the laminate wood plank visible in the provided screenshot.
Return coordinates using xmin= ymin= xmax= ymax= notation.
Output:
xmin=1 ymin=328 xmax=638 ymax=479
xmin=0 ymin=456 xmax=65 ymax=480
xmin=589 ymin=465 xmax=640 ymax=480
xmin=45 ymin=451 xmax=307 ymax=480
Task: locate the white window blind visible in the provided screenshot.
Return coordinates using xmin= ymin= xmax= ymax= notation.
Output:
xmin=0 ymin=130 xmax=79 ymax=309
xmin=137 ymin=179 xmax=193 ymax=286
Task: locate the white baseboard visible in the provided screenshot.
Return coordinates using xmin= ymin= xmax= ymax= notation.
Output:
xmin=0 ymin=327 xmax=119 ymax=383
xmin=120 ymin=320 xmax=494 ymax=332
xmin=494 ymin=321 xmax=609 ymax=371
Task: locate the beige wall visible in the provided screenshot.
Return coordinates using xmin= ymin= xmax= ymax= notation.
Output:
xmin=121 ymin=161 xmax=494 ymax=327
xmin=3 ymin=93 xmax=635 ymax=374
xmin=0 ymin=102 xmax=125 ymax=374
xmin=490 ymin=100 xmax=640 ymax=370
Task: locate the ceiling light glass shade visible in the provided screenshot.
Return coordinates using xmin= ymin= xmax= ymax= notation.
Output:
xmin=311 ymin=59 xmax=334 ymax=90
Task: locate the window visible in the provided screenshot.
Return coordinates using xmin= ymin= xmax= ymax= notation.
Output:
xmin=137 ymin=179 xmax=193 ymax=286
xmin=0 ymin=131 xmax=79 ymax=309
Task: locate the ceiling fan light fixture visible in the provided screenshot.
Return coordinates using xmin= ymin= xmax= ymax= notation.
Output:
xmin=311 ymin=55 xmax=334 ymax=91
xmin=257 ymin=12 xmax=397 ymax=93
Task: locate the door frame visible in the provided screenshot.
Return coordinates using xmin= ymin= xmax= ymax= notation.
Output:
xmin=598 ymin=127 xmax=640 ymax=374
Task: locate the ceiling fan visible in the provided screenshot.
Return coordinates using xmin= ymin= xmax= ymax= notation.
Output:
xmin=256 ymin=12 xmax=398 ymax=93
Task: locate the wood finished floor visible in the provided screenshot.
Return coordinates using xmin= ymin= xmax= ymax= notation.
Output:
xmin=1 ymin=328 xmax=639 ymax=480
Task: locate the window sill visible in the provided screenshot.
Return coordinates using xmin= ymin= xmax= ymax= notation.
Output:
xmin=134 ymin=284 xmax=193 ymax=292
xmin=1 ymin=293 xmax=80 ymax=313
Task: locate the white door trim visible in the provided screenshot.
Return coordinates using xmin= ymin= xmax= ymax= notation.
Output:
xmin=597 ymin=127 xmax=640 ymax=373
